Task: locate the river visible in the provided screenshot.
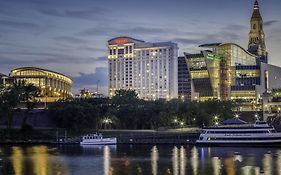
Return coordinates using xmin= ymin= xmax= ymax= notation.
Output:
xmin=0 ymin=144 xmax=280 ymax=175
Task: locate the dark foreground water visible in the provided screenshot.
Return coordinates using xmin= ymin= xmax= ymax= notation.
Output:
xmin=0 ymin=144 xmax=280 ymax=175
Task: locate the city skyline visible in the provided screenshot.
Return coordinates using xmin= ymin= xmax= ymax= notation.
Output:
xmin=0 ymin=0 xmax=280 ymax=95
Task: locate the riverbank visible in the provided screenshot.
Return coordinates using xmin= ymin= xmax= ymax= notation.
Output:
xmin=0 ymin=128 xmax=201 ymax=145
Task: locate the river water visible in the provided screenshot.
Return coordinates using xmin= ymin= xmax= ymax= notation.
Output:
xmin=0 ymin=144 xmax=280 ymax=175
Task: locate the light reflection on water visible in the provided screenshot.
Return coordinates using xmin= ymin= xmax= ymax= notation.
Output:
xmin=1 ymin=145 xmax=281 ymax=174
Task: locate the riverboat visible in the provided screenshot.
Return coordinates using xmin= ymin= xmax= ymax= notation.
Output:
xmin=196 ymin=119 xmax=281 ymax=146
xmin=80 ymin=133 xmax=117 ymax=145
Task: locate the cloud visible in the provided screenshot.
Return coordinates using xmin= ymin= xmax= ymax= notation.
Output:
xmin=72 ymin=67 xmax=108 ymax=87
xmin=264 ymin=20 xmax=279 ymax=27
xmin=221 ymin=24 xmax=247 ymax=31
xmin=77 ymin=46 xmax=106 ymax=52
xmin=120 ymin=27 xmax=167 ymax=35
xmin=173 ymin=38 xmax=201 ymax=45
xmin=40 ymin=7 xmax=106 ymax=20
xmin=54 ymin=36 xmax=89 ymax=44
xmin=77 ymin=27 xmax=112 ymax=36
xmin=0 ymin=51 xmax=107 ymax=65
xmin=0 ymin=20 xmax=40 ymax=29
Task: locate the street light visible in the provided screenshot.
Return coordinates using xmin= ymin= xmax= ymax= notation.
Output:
xmin=180 ymin=122 xmax=184 ymax=132
xmin=213 ymin=115 xmax=219 ymax=126
xmin=102 ymin=118 xmax=112 ymax=129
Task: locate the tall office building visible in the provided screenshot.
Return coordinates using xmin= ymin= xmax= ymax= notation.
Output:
xmin=248 ymin=0 xmax=267 ymax=63
xmin=108 ymin=37 xmax=178 ymax=100
xmin=178 ymin=56 xmax=191 ymax=100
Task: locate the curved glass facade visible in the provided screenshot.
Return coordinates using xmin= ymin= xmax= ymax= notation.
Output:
xmin=186 ymin=43 xmax=258 ymax=102
xmin=10 ymin=67 xmax=73 ymax=102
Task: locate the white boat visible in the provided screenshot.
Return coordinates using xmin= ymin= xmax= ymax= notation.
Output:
xmin=80 ymin=133 xmax=117 ymax=145
xmin=196 ymin=119 xmax=281 ymax=146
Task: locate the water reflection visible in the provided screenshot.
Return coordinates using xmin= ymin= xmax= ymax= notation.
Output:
xmin=151 ymin=146 xmax=158 ymax=175
xmin=263 ymin=153 xmax=272 ymax=175
xmin=191 ymin=146 xmax=199 ymax=175
xmin=224 ymin=155 xmax=235 ymax=175
xmin=277 ymin=151 xmax=281 ymax=175
xmin=171 ymin=146 xmax=186 ymax=175
xmin=179 ymin=146 xmax=186 ymax=175
xmin=172 ymin=146 xmax=178 ymax=175
xmin=104 ymin=146 xmax=112 ymax=175
xmin=3 ymin=145 xmax=281 ymax=175
xmin=11 ymin=147 xmax=24 ymax=175
xmin=212 ymin=157 xmax=221 ymax=175
xmin=9 ymin=146 xmax=69 ymax=175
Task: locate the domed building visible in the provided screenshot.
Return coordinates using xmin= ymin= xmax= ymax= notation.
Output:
xmin=9 ymin=67 xmax=73 ymax=102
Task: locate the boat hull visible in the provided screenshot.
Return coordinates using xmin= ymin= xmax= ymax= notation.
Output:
xmin=196 ymin=140 xmax=281 ymax=147
xmin=80 ymin=138 xmax=117 ymax=145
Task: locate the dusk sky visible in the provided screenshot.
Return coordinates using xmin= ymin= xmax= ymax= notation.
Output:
xmin=0 ymin=0 xmax=280 ymax=95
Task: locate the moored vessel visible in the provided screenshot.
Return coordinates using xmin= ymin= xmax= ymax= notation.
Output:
xmin=80 ymin=133 xmax=117 ymax=145
xmin=196 ymin=117 xmax=281 ymax=146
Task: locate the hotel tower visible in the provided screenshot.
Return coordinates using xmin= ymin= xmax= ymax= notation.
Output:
xmin=108 ymin=37 xmax=178 ymax=100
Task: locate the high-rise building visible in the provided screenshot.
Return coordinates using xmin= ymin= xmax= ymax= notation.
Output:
xmin=178 ymin=56 xmax=191 ymax=100
xmin=248 ymin=0 xmax=267 ymax=63
xmin=108 ymin=37 xmax=178 ymax=100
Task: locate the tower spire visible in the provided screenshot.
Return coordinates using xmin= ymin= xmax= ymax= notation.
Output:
xmin=254 ymin=0 xmax=259 ymax=10
xmin=248 ymin=0 xmax=267 ymax=63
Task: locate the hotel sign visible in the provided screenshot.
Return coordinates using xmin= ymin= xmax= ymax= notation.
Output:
xmin=114 ymin=38 xmax=129 ymax=44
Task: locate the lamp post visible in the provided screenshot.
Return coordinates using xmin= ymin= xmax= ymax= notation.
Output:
xmin=103 ymin=118 xmax=112 ymax=129
xmin=173 ymin=118 xmax=178 ymax=128
xmin=180 ymin=122 xmax=184 ymax=132
xmin=213 ymin=115 xmax=219 ymax=126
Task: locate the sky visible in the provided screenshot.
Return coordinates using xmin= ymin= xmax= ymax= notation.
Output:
xmin=0 ymin=0 xmax=280 ymax=95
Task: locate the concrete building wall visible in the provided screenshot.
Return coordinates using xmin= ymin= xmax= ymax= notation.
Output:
xmin=257 ymin=63 xmax=281 ymax=96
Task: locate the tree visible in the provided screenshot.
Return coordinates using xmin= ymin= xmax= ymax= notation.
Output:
xmin=20 ymin=83 xmax=41 ymax=130
xmin=0 ymin=82 xmax=40 ymax=132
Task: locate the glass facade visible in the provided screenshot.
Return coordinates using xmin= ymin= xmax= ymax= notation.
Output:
xmin=10 ymin=67 xmax=73 ymax=102
xmin=178 ymin=56 xmax=191 ymax=100
xmin=186 ymin=43 xmax=259 ymax=102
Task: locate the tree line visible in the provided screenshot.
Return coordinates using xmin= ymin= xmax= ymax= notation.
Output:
xmin=49 ymin=89 xmax=236 ymax=132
